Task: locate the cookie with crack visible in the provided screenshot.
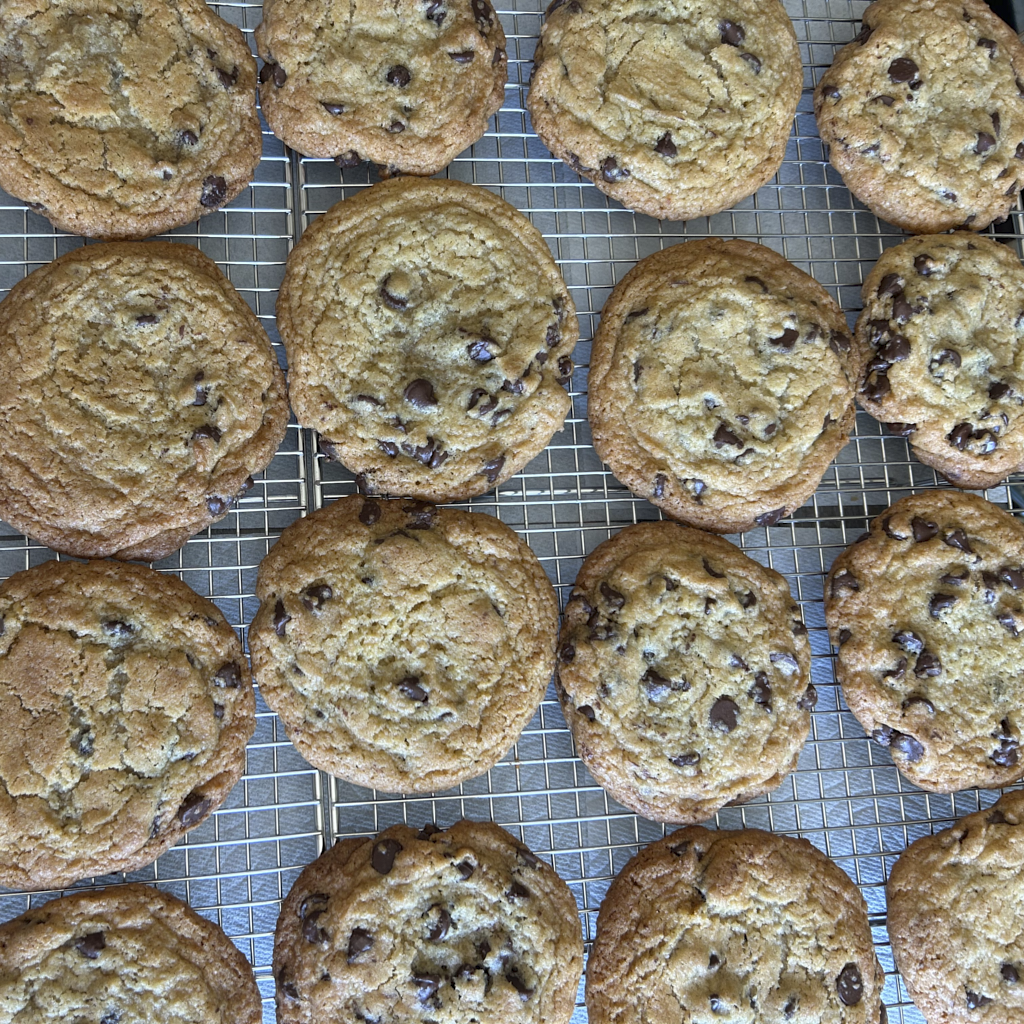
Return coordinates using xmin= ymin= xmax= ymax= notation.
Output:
xmin=0 ymin=559 xmax=254 ymax=890
xmin=556 ymin=520 xmax=813 ymax=824
xmin=854 ymin=232 xmax=1024 ymax=490
xmin=0 ymin=883 xmax=261 ymax=1024
xmin=0 ymin=242 xmax=289 ymax=561
xmin=814 ymin=0 xmax=1024 ymax=234
xmin=248 ymin=495 xmax=558 ymax=792
xmin=277 ymin=177 xmax=578 ymax=502
xmin=825 ymin=490 xmax=1024 ymax=793
xmin=255 ymin=0 xmax=507 ymax=174
xmin=274 ymin=820 xmax=583 ymax=1024
xmin=888 ymin=789 xmax=1024 ymax=1024
xmin=526 ymin=0 xmax=802 ymax=221
xmin=586 ymin=827 xmax=886 ymax=1024
xmin=588 ymin=239 xmax=857 ymax=533
xmin=0 ymin=0 xmax=262 ymax=240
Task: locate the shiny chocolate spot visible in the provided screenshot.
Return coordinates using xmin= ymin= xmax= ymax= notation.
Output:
xmin=404 ymin=379 xmax=436 ymax=408
xmin=371 ymin=838 xmax=402 ymax=874
xmin=274 ymin=599 xmax=290 ymax=636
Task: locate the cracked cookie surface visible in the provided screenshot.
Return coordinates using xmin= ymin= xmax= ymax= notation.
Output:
xmin=0 ymin=559 xmax=255 ymax=890
xmin=526 ymin=0 xmax=802 ymax=221
xmin=277 ymin=177 xmax=578 ymax=502
xmin=248 ymin=495 xmax=558 ymax=793
xmin=888 ymin=789 xmax=1024 ymax=1024
xmin=853 ymin=232 xmax=1024 ymax=490
xmin=587 ymin=828 xmax=885 ymax=1024
xmin=0 ymin=0 xmax=262 ymax=240
xmin=0 ymin=241 xmax=289 ymax=561
xmin=588 ymin=239 xmax=857 ymax=533
xmin=814 ymin=0 xmax=1024 ymax=234
xmin=0 ymin=883 xmax=262 ymax=1024
xmin=557 ymin=521 xmax=813 ymax=824
xmin=255 ymin=0 xmax=507 ymax=174
xmin=274 ymin=820 xmax=583 ymax=1024
xmin=825 ymin=490 xmax=1024 ymax=793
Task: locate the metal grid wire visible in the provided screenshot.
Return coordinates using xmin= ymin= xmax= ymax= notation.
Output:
xmin=1 ymin=0 xmax=1022 ymax=1020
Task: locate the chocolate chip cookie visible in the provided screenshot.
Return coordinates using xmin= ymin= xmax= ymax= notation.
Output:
xmin=0 ymin=882 xmax=262 ymax=1023
xmin=854 ymin=232 xmax=1024 ymax=490
xmin=0 ymin=0 xmax=262 ymax=240
xmin=0 ymin=242 xmax=289 ymax=561
xmin=274 ymin=820 xmax=583 ymax=1024
xmin=587 ymin=827 xmax=886 ymax=1024
xmin=255 ymin=0 xmax=507 ymax=174
xmin=248 ymin=495 xmax=558 ymax=793
xmin=527 ymin=0 xmax=802 ymax=221
xmin=277 ymin=177 xmax=578 ymax=502
xmin=557 ymin=521 xmax=813 ymax=823
xmin=814 ymin=0 xmax=1024 ymax=235
xmin=888 ymin=789 xmax=1024 ymax=1024
xmin=825 ymin=490 xmax=1024 ymax=793
xmin=0 ymin=559 xmax=254 ymax=890
xmin=588 ymin=239 xmax=858 ymax=533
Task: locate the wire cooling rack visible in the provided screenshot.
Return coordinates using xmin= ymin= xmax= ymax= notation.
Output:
xmin=2 ymin=1 xmax=1022 ymax=1021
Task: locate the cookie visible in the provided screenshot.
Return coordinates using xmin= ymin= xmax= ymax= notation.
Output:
xmin=854 ymin=232 xmax=1024 ymax=490
xmin=255 ymin=0 xmax=507 ymax=174
xmin=0 ymin=241 xmax=289 ymax=561
xmin=0 ymin=0 xmax=262 ymax=241
xmin=586 ymin=827 xmax=886 ymax=1024
xmin=556 ymin=521 xmax=813 ymax=823
xmin=274 ymin=819 xmax=583 ymax=1024
xmin=0 ymin=559 xmax=255 ymax=890
xmin=887 ymin=789 xmax=1024 ymax=1024
xmin=0 ymin=882 xmax=261 ymax=1023
xmin=814 ymin=0 xmax=1024 ymax=235
xmin=248 ymin=495 xmax=558 ymax=793
xmin=277 ymin=177 xmax=578 ymax=502
xmin=588 ymin=239 xmax=857 ymax=533
xmin=526 ymin=0 xmax=802 ymax=221
xmin=824 ymin=490 xmax=1024 ymax=793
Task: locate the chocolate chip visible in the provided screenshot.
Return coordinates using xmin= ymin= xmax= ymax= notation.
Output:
xmin=940 ymin=528 xmax=972 ymax=554
xmin=903 ymin=695 xmax=936 ymax=714
xmin=425 ymin=0 xmax=446 ymax=24
xmin=1001 ymin=567 xmax=1024 ymax=589
xmin=993 ymin=730 xmax=1019 ymax=766
xmin=556 ymin=356 xmax=573 ymax=384
xmin=577 ymin=704 xmax=596 ymax=721
xmin=399 ymin=675 xmax=428 ymax=702
xmin=911 ymin=517 xmax=938 ymax=542
xmin=885 ymin=422 xmax=916 ymax=438
xmin=891 ymin=294 xmax=916 ymax=323
xmin=418 ymin=823 xmax=442 ymax=840
xmin=879 ymin=335 xmax=910 ymax=362
xmin=878 ymin=273 xmax=902 ymax=297
xmin=669 ymin=752 xmax=700 ymax=766
xmin=883 ymin=656 xmax=907 ymax=680
xmin=829 ymin=330 xmax=852 ymax=355
xmin=740 ymin=592 xmax=756 ymax=609
xmin=493 ymin=47 xmax=504 ymax=64
xmin=979 ymin=37 xmax=998 ymax=57
xmin=915 ymin=650 xmax=942 ymax=676
xmin=966 ymin=991 xmax=993 ymax=1010
xmin=1002 ymin=964 xmax=1019 ymax=983
xmin=200 ymin=175 xmax=227 ymax=208
xmin=601 ymin=156 xmax=628 ymax=182
xmin=784 ymin=997 xmax=798 ymax=1019
xmin=335 ymin=150 xmax=360 ymax=167
xmin=414 ymin=974 xmax=441 ymax=1002
xmin=559 ymin=642 xmax=575 ymax=663
xmin=303 ymin=910 xmax=328 ymax=944
xmin=705 ymin=597 xmax=717 ymax=615
xmin=387 ymin=121 xmax=405 ymax=133
xmin=655 ymin=132 xmax=677 ymax=158
xmin=873 ymin=94 xmax=895 ymax=106
xmin=274 ymin=599 xmax=290 ymax=636
xmin=507 ymin=880 xmax=530 ymax=899
xmin=600 ymin=582 xmax=625 ymax=609
xmin=993 ymin=111 xmax=1002 ymax=135
xmin=75 ymin=932 xmax=106 ymax=959
xmin=831 ymin=569 xmax=859 ymax=596
xmin=714 ymin=424 xmax=743 ymax=448
xmin=427 ymin=905 xmax=451 ymax=941
xmin=216 ymin=65 xmax=239 ymax=89
xmin=990 ymin=381 xmax=1013 ymax=400
xmin=456 ymin=858 xmax=475 ymax=880
xmin=837 ymin=963 xmax=864 ymax=1005
xmin=932 ymin=348 xmax=961 ymax=373
xmin=720 ymin=19 xmax=744 ymax=45
xmin=348 ymin=928 xmax=373 ymax=960
xmin=371 ymin=838 xmax=402 ymax=874
xmin=213 ymin=662 xmax=242 ymax=689
xmin=740 ymin=52 xmax=761 ymax=73
xmin=771 ymin=328 xmax=799 ymax=350
xmin=730 ymin=654 xmax=750 ymax=671
xmin=770 ymin=651 xmax=799 ymax=674
xmin=404 ymin=379 xmax=436 ymax=408
xmin=888 ymin=57 xmax=918 ymax=83
xmin=948 ymin=422 xmax=973 ymax=449
xmin=750 ymin=673 xmax=771 ymax=710
xmin=704 ymin=558 xmax=726 ymax=579
xmin=386 ymin=65 xmax=411 ymax=86
xmin=102 ymin=619 xmax=134 ymax=639
xmin=822 ymin=84 xmax=841 ymax=101
xmin=302 ymin=583 xmax=333 ymax=611
xmin=178 ymin=790 xmax=211 ymax=828
xmin=798 ymin=684 xmax=818 ymax=710
xmin=653 ymin=473 xmax=668 ymax=500
xmin=192 ymin=424 xmax=222 ymax=443
xmin=710 ymin=696 xmax=740 ymax=732
xmin=466 ymin=337 xmax=495 ymax=362
xmin=892 ymin=732 xmax=925 ymax=761
xmin=501 ymin=377 xmax=526 ymax=396
xmin=755 ymin=507 xmax=787 ymax=528
xmin=319 ymin=101 xmax=347 ymax=117
xmin=508 ymin=970 xmax=534 ymax=1000
xmin=862 ymin=372 xmax=890 ymax=402
xmin=478 ymin=455 xmax=505 ymax=484
xmin=998 ymin=612 xmax=1020 ymax=636
xmin=359 ymin=498 xmax=382 ymax=527
xmin=940 ymin=570 xmax=968 ymax=586
xmin=976 ymin=131 xmax=996 ymax=154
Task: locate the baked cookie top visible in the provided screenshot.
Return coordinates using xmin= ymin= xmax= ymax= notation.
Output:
xmin=0 ymin=559 xmax=254 ymax=890
xmin=888 ymin=789 xmax=1024 ymax=1024
xmin=825 ymin=490 xmax=1024 ymax=793
xmin=814 ymin=0 xmax=1024 ymax=235
xmin=0 ymin=242 xmax=289 ymax=561
xmin=526 ymin=0 xmax=802 ymax=221
xmin=588 ymin=239 xmax=857 ymax=533
xmin=586 ymin=827 xmax=886 ymax=1024
xmin=854 ymin=232 xmax=1024 ymax=490
xmin=0 ymin=883 xmax=262 ymax=1024
xmin=277 ymin=177 xmax=578 ymax=502
xmin=274 ymin=820 xmax=583 ymax=1024
xmin=255 ymin=0 xmax=507 ymax=173
xmin=0 ymin=0 xmax=262 ymax=240
xmin=557 ymin=521 xmax=813 ymax=823
xmin=248 ymin=496 xmax=558 ymax=793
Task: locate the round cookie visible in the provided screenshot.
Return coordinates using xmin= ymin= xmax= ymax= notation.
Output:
xmin=824 ymin=490 xmax=1024 ymax=793
xmin=0 ymin=0 xmax=262 ymax=240
xmin=557 ymin=521 xmax=814 ymax=824
xmin=274 ymin=820 xmax=583 ymax=1024
xmin=586 ymin=827 xmax=886 ymax=1024
xmin=526 ymin=0 xmax=802 ymax=221
xmin=588 ymin=239 xmax=858 ymax=533
xmin=888 ymin=789 xmax=1024 ymax=1024
xmin=814 ymin=0 xmax=1024 ymax=235
xmin=0 ymin=242 xmax=289 ymax=561
xmin=854 ymin=232 xmax=1024 ymax=490
xmin=277 ymin=177 xmax=578 ymax=502
xmin=248 ymin=495 xmax=558 ymax=793
xmin=0 ymin=883 xmax=261 ymax=1024
xmin=255 ymin=0 xmax=507 ymax=174
xmin=0 ymin=559 xmax=255 ymax=890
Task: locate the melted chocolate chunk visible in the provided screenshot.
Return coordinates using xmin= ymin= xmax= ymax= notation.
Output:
xmin=862 ymin=372 xmax=890 ymax=402
xmin=740 ymin=52 xmax=761 ymax=73
xmin=714 ymin=424 xmax=743 ymax=448
xmin=979 ymin=37 xmax=998 ymax=57
xmin=771 ymin=328 xmax=799 ymax=350
xmin=398 ymin=676 xmax=428 ymax=702
xmin=878 ymin=273 xmax=902 ymax=297
xmin=888 ymin=57 xmax=918 ymax=83
xmin=577 ymin=704 xmax=596 ymax=721
xmin=178 ymin=790 xmax=211 ymax=828
xmin=911 ymin=517 xmax=938 ymax=542
xmin=321 ymin=101 xmax=346 ymax=115
xmin=480 ymin=455 xmax=505 ymax=483
xmin=213 ymin=662 xmax=242 ymax=689
xmin=710 ymin=696 xmax=740 ymax=732
xmin=76 ymin=932 xmax=106 ymax=959
xmin=948 ymin=422 xmax=974 ymax=450
xmin=798 ymin=684 xmax=818 ymax=710
xmin=371 ymin=838 xmax=402 ymax=874
xmin=976 ymin=132 xmax=996 ymax=154
xmin=1002 ymin=964 xmax=1019 ymax=983
xmin=893 ymin=630 xmax=923 ymax=655
xmin=404 ymin=379 xmax=437 ymax=408
xmin=892 ymin=731 xmax=925 ymax=761
xmin=386 ymin=65 xmax=411 ymax=86
xmin=720 ymin=19 xmax=744 ymax=45
xmin=750 ymin=672 xmax=771 ymax=710
xmin=348 ymin=928 xmax=373 ymax=960
xmin=966 ymin=991 xmax=993 ymax=1010
xmin=929 ymin=593 xmax=957 ymax=617
xmin=770 ymin=651 xmax=799 ymax=674
xmin=837 ymin=963 xmax=864 ymax=1005
xmin=669 ymin=752 xmax=701 ymax=767
xmin=704 ymin=558 xmax=726 ymax=579
xmin=600 ymin=582 xmax=625 ymax=609
xmin=879 ymin=335 xmax=910 ymax=362
xmin=655 ymin=132 xmax=677 ymax=158
xmin=302 ymin=583 xmax=333 ymax=611
xmin=360 ymin=498 xmax=382 ymax=526
xmin=559 ymin=642 xmax=575 ymax=663
xmin=831 ymin=569 xmax=859 ymax=596
xmin=274 ymin=599 xmax=290 ymax=636
xmin=335 ymin=150 xmax=360 ymax=167
xmin=944 ymin=529 xmax=972 ymax=553
xmin=1001 ymin=567 xmax=1024 ymax=590
xmin=601 ymin=156 xmax=629 ymax=182
xmin=755 ymin=507 xmax=787 ymax=528
xmin=200 ymin=175 xmax=227 ymax=208
xmin=902 ymin=695 xmax=936 ymax=714
xmin=822 ymin=84 xmax=841 ymax=101
xmin=507 ymin=880 xmax=530 ymax=899
xmin=428 ymin=905 xmax=451 ymax=941
xmin=102 ymin=619 xmax=135 ymax=639
xmin=915 ymin=650 xmax=942 ymax=677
